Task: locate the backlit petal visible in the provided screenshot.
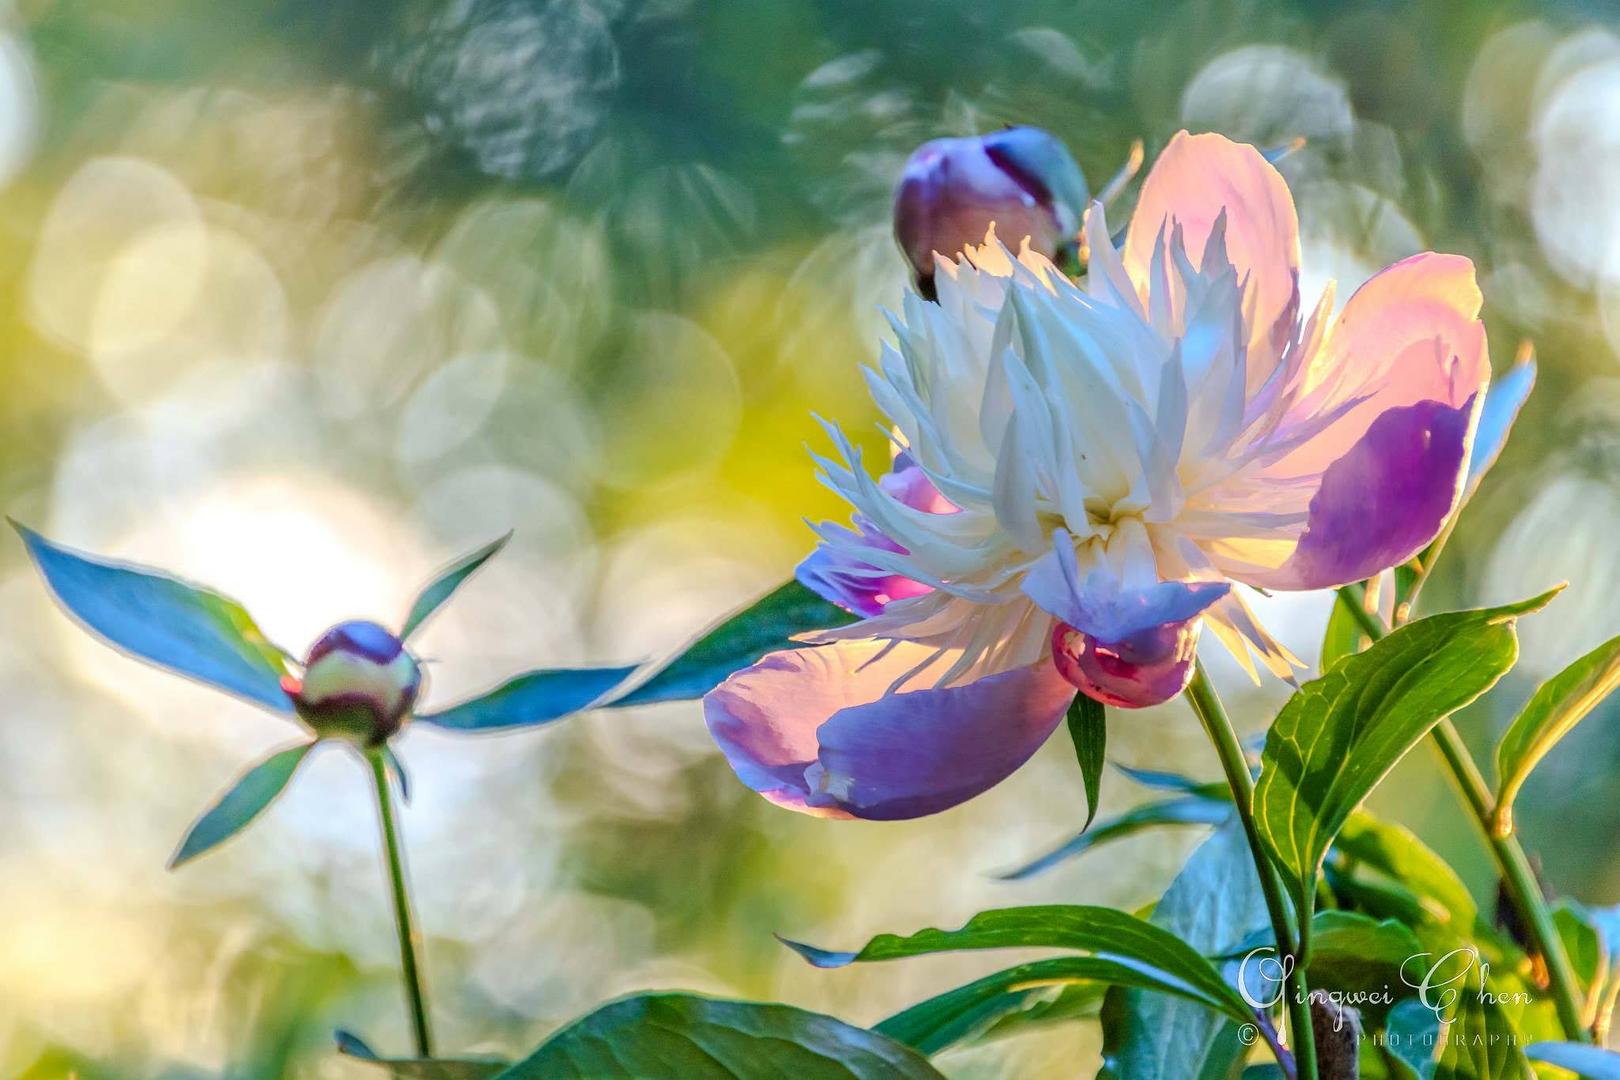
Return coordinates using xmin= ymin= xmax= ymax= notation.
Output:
xmin=703 ymin=639 xmax=1074 ymax=820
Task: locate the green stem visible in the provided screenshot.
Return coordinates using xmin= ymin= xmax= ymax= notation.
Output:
xmin=1334 ymin=583 xmax=1588 ymax=1042
xmin=1185 ymin=662 xmax=1319 ymax=1080
xmin=367 ymin=748 xmax=434 ymax=1057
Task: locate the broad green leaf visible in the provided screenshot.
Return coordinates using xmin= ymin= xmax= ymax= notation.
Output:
xmin=18 ymin=523 xmax=294 ymax=713
xmin=1323 ymin=585 xmax=1375 ymax=673
xmin=337 ymin=1029 xmax=508 ymax=1079
xmin=494 ymin=992 xmax=942 ymax=1079
xmin=614 ymin=579 xmax=854 ymax=705
xmin=1336 ymin=812 xmax=1479 ymax=929
xmin=1108 ymin=815 xmax=1271 ymax=1080
xmin=1255 ymin=591 xmax=1558 ymax=938
xmin=400 ymin=534 xmax=510 ymax=641
xmin=1384 ymin=997 xmax=1442 ymax=1080
xmin=1303 ymin=911 xmax=1423 ymax=1024
xmin=1525 ymin=1042 xmax=1620 ymax=1078
xmin=1553 ymin=901 xmax=1606 ymax=1008
xmin=1068 ymin=694 xmax=1107 ymax=831
xmin=783 ymin=905 xmax=1254 ymax=1026
xmin=170 ymin=743 xmax=314 ymax=868
xmin=415 ymin=580 xmax=852 ymax=732
xmin=413 ymin=666 xmax=636 ymax=732
xmin=875 ymin=957 xmax=1189 ymax=1056
xmin=1434 ymin=996 xmax=1532 ymax=1080
xmin=1493 ymin=633 xmax=1620 ymax=836
xmin=998 ymin=795 xmax=1230 ymax=880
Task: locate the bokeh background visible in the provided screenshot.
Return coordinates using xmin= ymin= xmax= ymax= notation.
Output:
xmin=3 ymin=1 xmax=1620 ymax=1076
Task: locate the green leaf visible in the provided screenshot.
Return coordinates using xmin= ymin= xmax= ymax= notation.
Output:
xmin=413 ymin=666 xmax=638 ymax=732
xmin=1493 ymin=633 xmax=1620 ymax=836
xmin=17 ymin=523 xmax=294 ymax=714
xmin=875 ymin=957 xmax=1180 ymax=1056
xmin=1434 ymin=996 xmax=1532 ymax=1080
xmin=1303 ymin=911 xmax=1423 ymax=1024
xmin=1335 ymin=812 xmax=1479 ymax=929
xmin=1553 ymin=901 xmax=1606 ymax=1004
xmin=1255 ymin=591 xmax=1558 ymax=938
xmin=1384 ymin=997 xmax=1442 ymax=1080
xmin=615 ymin=579 xmax=855 ymax=705
xmin=782 ymin=905 xmax=1255 ymax=1026
xmin=400 ymin=534 xmax=511 ymax=641
xmin=1322 ymin=585 xmax=1374 ymax=673
xmin=170 ymin=743 xmax=314 ymax=868
xmin=998 ymin=795 xmax=1231 ymax=880
xmin=1068 ymin=694 xmax=1107 ymax=831
xmin=1109 ymin=815 xmax=1271 ymax=1080
xmin=337 ymin=1030 xmax=508 ymax=1079
xmin=494 ymin=993 xmax=943 ymax=1079
xmin=1526 ymin=1042 xmax=1620 ymax=1078
xmin=415 ymin=580 xmax=852 ymax=732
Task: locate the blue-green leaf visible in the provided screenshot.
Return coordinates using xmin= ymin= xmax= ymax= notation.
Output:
xmin=783 ymin=905 xmax=1254 ymax=1026
xmin=400 ymin=534 xmax=511 ymax=641
xmin=1384 ymin=997 xmax=1442 ymax=1080
xmin=18 ymin=523 xmax=294 ymax=713
xmin=412 ymin=666 xmax=637 ymax=732
xmin=170 ymin=743 xmax=314 ymax=868
xmin=1108 ymin=815 xmax=1270 ymax=1080
xmin=1493 ymin=633 xmax=1620 ymax=837
xmin=613 ymin=579 xmax=854 ymax=706
xmin=1255 ymin=590 xmax=1558 ymax=935
xmin=416 ymin=579 xmax=851 ymax=732
xmin=494 ymin=993 xmax=942 ymax=1079
xmin=998 ymin=795 xmax=1230 ymax=880
xmin=1067 ymin=694 xmax=1106 ymax=831
xmin=1525 ymin=1042 xmax=1620 ymax=1078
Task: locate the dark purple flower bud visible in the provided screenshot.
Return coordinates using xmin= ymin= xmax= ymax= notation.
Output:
xmin=1050 ymin=616 xmax=1201 ymax=709
xmin=894 ymin=126 xmax=1088 ymax=296
xmin=282 ymin=620 xmax=422 ymax=745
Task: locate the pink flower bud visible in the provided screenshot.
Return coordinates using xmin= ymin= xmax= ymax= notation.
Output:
xmin=1050 ymin=617 xmax=1202 ymax=709
xmin=894 ymin=126 xmax=1087 ymax=295
xmin=282 ymin=620 xmax=422 ymax=745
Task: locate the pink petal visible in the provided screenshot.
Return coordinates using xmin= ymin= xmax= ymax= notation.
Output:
xmin=1244 ymin=396 xmax=1477 ymax=591
xmin=1223 ymin=253 xmax=1489 ymax=591
xmin=1052 ymin=617 xmax=1204 ymax=709
xmin=1125 ymin=131 xmax=1301 ymax=374
xmin=703 ymin=640 xmax=1075 ymax=820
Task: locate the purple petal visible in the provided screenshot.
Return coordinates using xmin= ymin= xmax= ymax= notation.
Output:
xmin=1251 ymin=396 xmax=1477 ymax=591
xmin=1052 ymin=617 xmax=1204 ymax=709
xmin=795 ymin=543 xmax=930 ymax=619
xmin=796 ymin=465 xmax=953 ymax=616
xmin=894 ymin=134 xmax=1066 ymax=290
xmin=703 ymin=641 xmax=1075 ymax=820
xmin=1021 ymin=532 xmax=1228 ymax=641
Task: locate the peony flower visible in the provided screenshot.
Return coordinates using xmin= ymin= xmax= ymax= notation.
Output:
xmin=706 ymin=130 xmax=1489 ymax=820
xmin=282 ymin=620 xmax=423 ymax=746
xmin=895 ymin=126 xmax=1088 ymax=298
